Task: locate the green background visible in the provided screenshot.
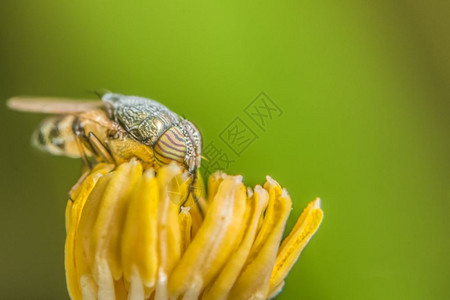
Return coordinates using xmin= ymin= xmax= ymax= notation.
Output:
xmin=0 ymin=1 xmax=449 ymax=299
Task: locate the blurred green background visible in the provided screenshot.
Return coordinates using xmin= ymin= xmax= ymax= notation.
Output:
xmin=0 ymin=1 xmax=449 ymax=299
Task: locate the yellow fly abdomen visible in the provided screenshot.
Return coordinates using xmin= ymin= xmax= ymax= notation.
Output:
xmin=154 ymin=126 xmax=187 ymax=168
xmin=32 ymin=115 xmax=81 ymax=158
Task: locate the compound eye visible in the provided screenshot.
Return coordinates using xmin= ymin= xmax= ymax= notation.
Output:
xmin=154 ymin=126 xmax=187 ymax=167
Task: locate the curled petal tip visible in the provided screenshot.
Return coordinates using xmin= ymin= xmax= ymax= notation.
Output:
xmin=247 ymin=187 xmax=254 ymax=198
xmin=144 ymin=168 xmax=155 ymax=178
xmin=265 ymin=175 xmax=280 ymax=188
xmin=211 ymin=171 xmax=226 ymax=179
xmin=313 ymin=197 xmax=321 ymax=209
xmin=254 ymin=185 xmax=263 ymax=193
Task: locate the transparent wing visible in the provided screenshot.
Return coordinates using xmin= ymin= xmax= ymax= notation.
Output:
xmin=7 ymin=96 xmax=104 ymax=114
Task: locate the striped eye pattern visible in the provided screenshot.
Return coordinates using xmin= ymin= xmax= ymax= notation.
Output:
xmin=154 ymin=126 xmax=187 ymax=167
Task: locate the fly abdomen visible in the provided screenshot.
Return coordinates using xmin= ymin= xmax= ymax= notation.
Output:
xmin=32 ymin=115 xmax=82 ymax=158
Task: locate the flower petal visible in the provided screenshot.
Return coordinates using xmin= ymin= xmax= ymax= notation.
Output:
xmin=179 ymin=206 xmax=193 ymax=255
xmin=91 ymin=160 xmax=143 ymax=282
xmin=269 ymin=198 xmax=323 ymax=294
xmin=74 ymin=173 xmax=112 ymax=299
xmin=154 ymin=162 xmax=187 ymax=299
xmin=229 ymin=177 xmax=292 ymax=300
xmin=168 ymin=175 xmax=247 ymax=299
xmin=65 ymin=160 xmax=323 ymax=300
xmin=203 ymin=185 xmax=269 ymax=300
xmin=65 ymin=164 xmax=114 ymax=300
xmin=206 ymin=171 xmax=226 ymax=203
xmin=121 ymin=169 xmax=159 ymax=296
xmin=73 ymin=160 xmax=142 ymax=299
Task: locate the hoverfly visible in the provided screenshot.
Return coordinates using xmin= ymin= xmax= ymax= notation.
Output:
xmin=8 ymin=93 xmax=203 ymax=206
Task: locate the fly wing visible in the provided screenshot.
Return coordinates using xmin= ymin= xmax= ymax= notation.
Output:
xmin=7 ymin=96 xmax=104 ymax=114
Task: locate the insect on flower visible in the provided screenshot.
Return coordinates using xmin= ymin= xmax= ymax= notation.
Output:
xmin=7 ymin=93 xmax=203 ymax=198
xmin=8 ymin=93 xmax=324 ymax=300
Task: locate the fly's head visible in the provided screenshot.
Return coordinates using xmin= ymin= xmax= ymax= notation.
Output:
xmin=153 ymin=120 xmax=202 ymax=173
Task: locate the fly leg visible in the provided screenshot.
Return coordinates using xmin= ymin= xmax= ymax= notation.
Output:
xmin=67 ymin=134 xmax=95 ymax=201
xmin=180 ymin=170 xmax=205 ymax=217
xmin=72 ymin=116 xmax=96 ymax=171
xmin=86 ymin=132 xmax=116 ymax=165
xmin=75 ymin=135 xmax=95 ymax=171
xmin=189 ymin=182 xmax=205 ymax=217
xmin=68 ymin=132 xmax=115 ymax=201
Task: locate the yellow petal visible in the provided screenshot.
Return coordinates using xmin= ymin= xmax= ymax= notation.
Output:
xmin=65 ymin=160 xmax=323 ymax=300
xmin=74 ymin=172 xmax=113 ymax=299
xmin=269 ymin=198 xmax=323 ymax=294
xmin=72 ymin=160 xmax=142 ymax=299
xmin=91 ymin=160 xmax=142 ymax=282
xmin=80 ymin=274 xmax=97 ymax=299
xmin=65 ymin=200 xmax=73 ymax=234
xmin=65 ymin=164 xmax=114 ymax=300
xmin=96 ymin=258 xmax=115 ymax=300
xmin=67 ymin=164 xmax=114 ymax=232
xmin=267 ymin=280 xmax=285 ymax=299
xmin=206 ymin=171 xmax=225 ymax=203
xmin=121 ymin=169 xmax=159 ymax=295
xmin=168 ymin=175 xmax=247 ymax=299
xmin=154 ymin=163 xmax=185 ymax=299
xmin=203 ymin=185 xmax=269 ymax=300
xmin=244 ymin=176 xmax=283 ymax=264
xmin=229 ymin=178 xmax=292 ymax=300
xmin=178 ymin=206 xmax=193 ymax=255
xmin=127 ymin=266 xmax=146 ymax=300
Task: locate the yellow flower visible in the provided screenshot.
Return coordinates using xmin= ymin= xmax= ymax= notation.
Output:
xmin=65 ymin=159 xmax=323 ymax=300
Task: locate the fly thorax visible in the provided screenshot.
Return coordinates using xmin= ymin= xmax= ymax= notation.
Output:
xmin=154 ymin=126 xmax=187 ymax=168
xmin=102 ymin=93 xmax=180 ymax=144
